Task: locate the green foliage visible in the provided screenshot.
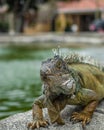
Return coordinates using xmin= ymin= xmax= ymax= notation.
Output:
xmin=0 ymin=22 xmax=9 ymax=32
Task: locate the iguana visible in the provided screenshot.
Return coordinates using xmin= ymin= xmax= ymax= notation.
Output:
xmin=28 ymin=52 xmax=104 ymax=129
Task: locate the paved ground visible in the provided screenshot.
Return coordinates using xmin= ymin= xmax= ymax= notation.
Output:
xmin=0 ymin=33 xmax=104 ymax=48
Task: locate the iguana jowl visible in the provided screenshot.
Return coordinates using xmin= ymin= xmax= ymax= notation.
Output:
xmin=28 ymin=54 xmax=104 ymax=129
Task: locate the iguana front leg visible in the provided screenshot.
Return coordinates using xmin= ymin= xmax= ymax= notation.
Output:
xmin=28 ymin=95 xmax=49 ymax=129
xmin=69 ymin=88 xmax=98 ymax=127
xmin=71 ymin=100 xmax=98 ymax=127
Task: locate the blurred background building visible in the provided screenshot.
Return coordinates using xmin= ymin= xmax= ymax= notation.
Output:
xmin=0 ymin=0 xmax=104 ymax=34
xmin=57 ymin=0 xmax=104 ymax=32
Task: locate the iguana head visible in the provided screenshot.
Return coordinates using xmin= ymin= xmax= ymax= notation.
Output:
xmin=40 ymin=55 xmax=76 ymax=98
xmin=40 ymin=55 xmax=68 ymax=80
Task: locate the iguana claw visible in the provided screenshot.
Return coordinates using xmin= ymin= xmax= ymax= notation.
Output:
xmin=28 ymin=119 xmax=49 ymax=129
xmin=70 ymin=112 xmax=91 ymax=127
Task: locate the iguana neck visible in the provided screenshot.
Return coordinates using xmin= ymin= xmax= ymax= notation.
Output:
xmin=68 ymin=68 xmax=82 ymax=93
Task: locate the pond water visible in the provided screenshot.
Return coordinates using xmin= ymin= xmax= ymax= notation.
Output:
xmin=0 ymin=46 xmax=104 ymax=120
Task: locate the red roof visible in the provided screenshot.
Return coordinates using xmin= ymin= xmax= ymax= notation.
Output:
xmin=57 ymin=0 xmax=104 ymax=13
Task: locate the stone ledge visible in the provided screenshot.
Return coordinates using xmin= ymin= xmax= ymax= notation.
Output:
xmin=0 ymin=33 xmax=104 ymax=46
xmin=0 ymin=100 xmax=104 ymax=130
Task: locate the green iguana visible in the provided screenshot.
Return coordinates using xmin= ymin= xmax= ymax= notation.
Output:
xmin=28 ymin=52 xmax=104 ymax=129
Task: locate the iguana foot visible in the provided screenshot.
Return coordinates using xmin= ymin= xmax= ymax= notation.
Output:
xmin=70 ymin=112 xmax=91 ymax=127
xmin=28 ymin=119 xmax=49 ymax=129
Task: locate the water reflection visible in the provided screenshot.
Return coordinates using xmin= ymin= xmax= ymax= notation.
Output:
xmin=0 ymin=46 xmax=103 ymax=119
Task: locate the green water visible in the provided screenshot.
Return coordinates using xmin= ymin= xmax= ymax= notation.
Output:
xmin=0 ymin=47 xmax=53 ymax=119
xmin=0 ymin=46 xmax=103 ymax=120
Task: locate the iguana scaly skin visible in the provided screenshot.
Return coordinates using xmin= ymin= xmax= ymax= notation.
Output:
xmin=28 ymin=54 xmax=104 ymax=129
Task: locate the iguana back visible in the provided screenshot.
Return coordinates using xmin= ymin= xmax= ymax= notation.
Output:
xmin=66 ymin=60 xmax=104 ymax=100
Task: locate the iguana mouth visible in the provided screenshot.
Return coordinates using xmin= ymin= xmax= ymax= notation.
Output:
xmin=40 ymin=71 xmax=54 ymax=81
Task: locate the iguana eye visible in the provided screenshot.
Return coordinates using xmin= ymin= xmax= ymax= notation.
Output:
xmin=56 ymin=60 xmax=62 ymax=69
